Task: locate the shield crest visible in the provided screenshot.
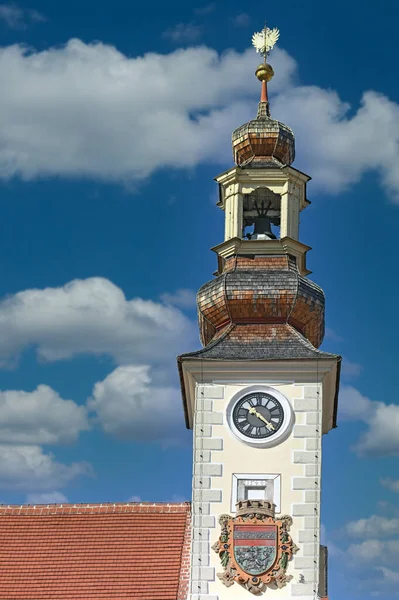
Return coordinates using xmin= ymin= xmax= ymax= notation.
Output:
xmin=213 ymin=500 xmax=298 ymax=595
xmin=233 ymin=523 xmax=278 ymax=576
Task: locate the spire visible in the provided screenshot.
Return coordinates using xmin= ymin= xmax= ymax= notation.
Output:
xmin=252 ymin=25 xmax=279 ymax=118
xmin=231 ymin=24 xmax=295 ymax=167
xmin=255 ymin=62 xmax=274 ymax=118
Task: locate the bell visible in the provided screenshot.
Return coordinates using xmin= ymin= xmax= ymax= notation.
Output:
xmin=251 ymin=216 xmax=276 ymax=240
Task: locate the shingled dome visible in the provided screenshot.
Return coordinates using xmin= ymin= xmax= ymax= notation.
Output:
xmin=197 ymin=255 xmax=325 ymax=349
xmin=232 ymin=102 xmax=295 ymax=167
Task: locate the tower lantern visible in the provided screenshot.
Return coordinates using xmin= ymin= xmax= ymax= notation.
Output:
xmin=178 ymin=24 xmax=340 ymax=600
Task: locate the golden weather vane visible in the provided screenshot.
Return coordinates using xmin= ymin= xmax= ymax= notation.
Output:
xmin=251 ymin=23 xmax=280 ymax=105
xmin=252 ymin=25 xmax=280 ymax=62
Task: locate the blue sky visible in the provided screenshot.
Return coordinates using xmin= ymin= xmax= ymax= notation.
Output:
xmin=0 ymin=0 xmax=398 ymax=597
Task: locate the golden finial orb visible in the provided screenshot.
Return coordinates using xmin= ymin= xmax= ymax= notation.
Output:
xmin=255 ymin=63 xmax=274 ymax=82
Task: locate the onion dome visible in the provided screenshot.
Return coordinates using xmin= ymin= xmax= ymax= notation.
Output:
xmin=197 ymin=255 xmax=325 ymax=349
xmin=232 ymin=60 xmax=295 ymax=167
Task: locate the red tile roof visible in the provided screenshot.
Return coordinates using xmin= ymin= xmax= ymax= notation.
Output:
xmin=0 ymin=502 xmax=191 ymax=600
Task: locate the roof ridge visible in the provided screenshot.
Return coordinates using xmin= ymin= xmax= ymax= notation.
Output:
xmin=0 ymin=501 xmax=191 ymax=515
xmin=0 ymin=501 xmax=190 ymax=507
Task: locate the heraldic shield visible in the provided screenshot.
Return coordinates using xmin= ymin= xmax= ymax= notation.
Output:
xmin=212 ymin=500 xmax=298 ymax=595
xmin=233 ymin=523 xmax=278 ymax=575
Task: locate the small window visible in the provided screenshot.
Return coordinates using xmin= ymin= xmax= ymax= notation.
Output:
xmin=231 ymin=473 xmax=281 ymax=513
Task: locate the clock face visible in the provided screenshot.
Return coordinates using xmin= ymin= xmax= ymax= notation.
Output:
xmin=232 ymin=392 xmax=284 ymax=440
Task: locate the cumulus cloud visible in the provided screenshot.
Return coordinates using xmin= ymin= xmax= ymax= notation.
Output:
xmin=339 ymin=385 xmax=374 ymax=421
xmin=381 ymin=478 xmax=399 ymax=494
xmin=0 ymin=3 xmax=45 ymax=29
xmin=347 ymin=539 xmax=399 ymax=563
xmin=345 ymin=515 xmax=399 ymax=538
xmin=0 ymin=41 xmax=258 ymax=182
xmin=26 ymin=491 xmax=68 ymax=504
xmin=0 ymin=38 xmax=397 ymax=199
xmin=336 ymin=518 xmax=399 ymax=595
xmin=0 ymin=445 xmax=91 ymax=490
xmin=377 ymin=567 xmax=399 ymax=584
xmin=0 ymin=277 xmax=196 ymax=365
xmin=341 ymin=359 xmax=362 ymax=379
xmin=339 ymin=386 xmax=399 ymax=457
xmin=88 ymin=365 xmax=189 ymax=445
xmin=0 ymin=384 xmax=88 ymax=444
xmin=275 ymin=87 xmax=399 ymax=200
xmin=355 ymin=402 xmax=399 ymax=457
xmin=160 ymin=288 xmax=197 ymax=309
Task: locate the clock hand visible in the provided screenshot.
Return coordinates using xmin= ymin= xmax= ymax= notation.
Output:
xmin=248 ymin=407 xmax=276 ymax=431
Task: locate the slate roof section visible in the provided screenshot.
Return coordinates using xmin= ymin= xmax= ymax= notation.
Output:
xmin=0 ymin=502 xmax=191 ymax=600
xmin=180 ymin=323 xmax=338 ymax=361
xmin=178 ymin=323 xmax=341 ymax=431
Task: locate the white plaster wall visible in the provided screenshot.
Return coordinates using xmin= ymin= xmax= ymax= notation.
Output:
xmin=190 ymin=381 xmax=323 ymax=600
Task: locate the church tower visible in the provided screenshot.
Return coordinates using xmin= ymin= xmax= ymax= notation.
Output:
xmin=178 ymin=25 xmax=340 ymax=600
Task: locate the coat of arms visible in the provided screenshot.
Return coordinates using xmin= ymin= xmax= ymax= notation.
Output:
xmin=212 ymin=500 xmax=297 ymax=595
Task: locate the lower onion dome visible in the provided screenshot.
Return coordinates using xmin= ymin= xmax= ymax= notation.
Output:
xmin=197 ymin=258 xmax=325 ymax=349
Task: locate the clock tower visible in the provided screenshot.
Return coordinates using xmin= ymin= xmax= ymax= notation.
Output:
xmin=178 ymin=25 xmax=340 ymax=600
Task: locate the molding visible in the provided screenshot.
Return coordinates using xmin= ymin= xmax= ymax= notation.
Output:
xmin=211 ymin=236 xmax=311 ymax=276
xmin=179 ymin=358 xmax=340 ymax=434
xmin=214 ymin=165 xmax=311 ymax=213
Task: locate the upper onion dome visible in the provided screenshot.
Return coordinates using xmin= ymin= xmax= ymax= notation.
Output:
xmin=232 ymin=61 xmax=295 ymax=167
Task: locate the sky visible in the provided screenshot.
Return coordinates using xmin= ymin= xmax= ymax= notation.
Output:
xmin=0 ymin=0 xmax=397 ymax=597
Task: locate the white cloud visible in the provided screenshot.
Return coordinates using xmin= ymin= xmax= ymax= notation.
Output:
xmin=355 ymin=402 xmax=399 ymax=457
xmin=346 ymin=515 xmax=399 ymax=538
xmin=0 ymin=277 xmax=196 ymax=365
xmin=0 ymin=384 xmax=88 ymax=444
xmin=0 ymin=40 xmax=259 ymax=182
xmin=162 ymin=22 xmax=202 ymax=43
xmin=274 ymin=86 xmax=399 ymax=198
xmin=88 ymin=365 xmax=189 ymax=445
xmin=0 ymin=3 xmax=45 ymax=29
xmin=160 ymin=288 xmax=197 ymax=309
xmin=347 ymin=539 xmax=399 ymax=563
xmin=380 ymin=478 xmax=399 ymax=494
xmin=128 ymin=495 xmax=141 ymax=502
xmin=0 ymin=39 xmax=397 ymax=199
xmin=0 ymin=445 xmax=91 ymax=490
xmin=338 ymin=385 xmax=374 ymax=421
xmin=341 ymin=358 xmax=362 ymax=379
xmin=26 ymin=491 xmax=68 ymax=504
xmin=339 ymin=386 xmax=399 ymax=457
xmin=377 ymin=567 xmax=399 ymax=584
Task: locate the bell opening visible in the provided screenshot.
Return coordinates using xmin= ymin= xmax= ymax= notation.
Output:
xmin=242 ymin=187 xmax=281 ymax=241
